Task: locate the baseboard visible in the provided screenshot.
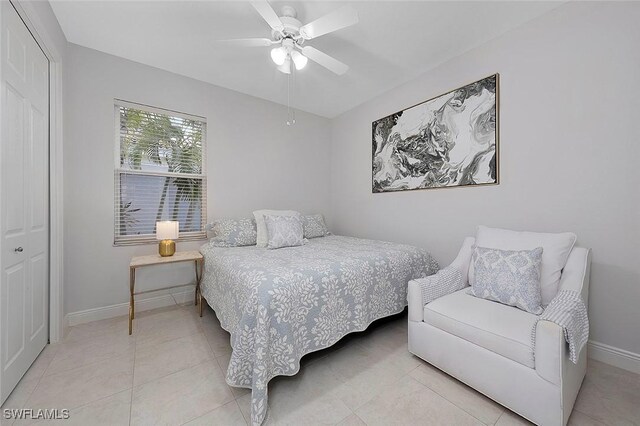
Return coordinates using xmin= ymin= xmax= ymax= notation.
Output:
xmin=588 ymin=340 xmax=640 ymax=374
xmin=65 ymin=286 xmax=196 ymax=327
xmin=62 ymin=314 xmax=70 ymax=340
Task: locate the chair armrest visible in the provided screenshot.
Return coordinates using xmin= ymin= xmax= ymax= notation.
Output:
xmin=535 ymin=320 xmax=564 ymax=384
xmin=408 ymin=280 xmax=423 ymax=322
xmin=448 ymin=237 xmax=475 ymax=285
xmin=558 ymin=247 xmax=591 ymax=305
xmin=408 ymin=237 xmax=475 ymax=322
xmin=535 ymin=247 xmax=590 ymax=384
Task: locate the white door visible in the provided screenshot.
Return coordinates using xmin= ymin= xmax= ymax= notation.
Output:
xmin=0 ymin=1 xmax=49 ymax=404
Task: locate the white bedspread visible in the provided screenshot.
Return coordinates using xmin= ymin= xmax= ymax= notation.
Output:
xmin=200 ymin=235 xmax=438 ymax=425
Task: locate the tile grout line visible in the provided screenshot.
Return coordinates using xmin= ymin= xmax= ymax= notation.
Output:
xmin=354 ymin=412 xmax=368 ymax=425
xmin=127 ymin=305 xmax=228 ymax=391
xmin=41 ymin=339 xmax=135 ymax=379
xmin=17 ymin=345 xmax=59 ymax=414
xmin=234 ymin=398 xmax=250 ymax=426
xmin=171 ymin=358 xmax=234 ymax=426
xmin=129 ymin=330 xmax=137 ymax=426
xmin=18 ymin=345 xmax=134 ymax=416
xmin=493 ymin=410 xmax=505 ymax=425
xmin=407 ymin=363 xmax=502 ymax=425
xmin=32 ymin=319 xmax=242 ymax=425
xmin=199 ymin=307 xmax=256 ymax=406
xmin=132 ymin=331 xmax=218 ymax=389
xmin=330 ymin=342 xmax=417 ymax=415
xmin=130 ymin=330 xmax=222 ymax=390
xmin=573 ymin=409 xmax=606 ymax=425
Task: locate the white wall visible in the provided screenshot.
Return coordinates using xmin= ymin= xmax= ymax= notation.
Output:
xmin=330 ymin=2 xmax=640 ymax=355
xmin=64 ymin=44 xmax=331 ymax=315
xmin=18 ymin=0 xmax=66 ymax=60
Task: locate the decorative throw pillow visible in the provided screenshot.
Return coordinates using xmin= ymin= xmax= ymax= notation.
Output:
xmin=253 ymin=210 xmax=300 ymax=247
xmin=209 ymin=218 xmax=257 ymax=247
xmin=470 ymin=245 xmax=544 ymax=314
xmin=302 ymin=214 xmax=330 ymax=239
xmin=264 ymin=214 xmax=304 ymax=249
xmin=470 ymin=226 xmax=577 ymax=305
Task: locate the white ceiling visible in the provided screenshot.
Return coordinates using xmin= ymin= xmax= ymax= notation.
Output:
xmin=50 ymin=1 xmax=562 ymax=118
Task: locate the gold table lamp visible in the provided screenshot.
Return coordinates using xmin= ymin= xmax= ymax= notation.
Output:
xmin=156 ymin=221 xmax=179 ymax=257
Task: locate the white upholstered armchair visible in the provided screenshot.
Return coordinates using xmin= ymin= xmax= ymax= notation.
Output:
xmin=408 ymin=236 xmax=591 ymax=426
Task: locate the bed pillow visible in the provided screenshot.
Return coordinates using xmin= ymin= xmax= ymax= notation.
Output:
xmin=302 ymin=214 xmax=330 ymax=239
xmin=264 ymin=214 xmax=304 ymax=249
xmin=209 ymin=218 xmax=257 ymax=247
xmin=470 ymin=226 xmax=577 ymax=305
xmin=253 ymin=209 xmax=300 ymax=247
xmin=470 ymin=246 xmax=544 ymax=314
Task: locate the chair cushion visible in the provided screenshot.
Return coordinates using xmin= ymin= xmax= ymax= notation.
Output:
xmin=423 ymin=288 xmax=538 ymax=368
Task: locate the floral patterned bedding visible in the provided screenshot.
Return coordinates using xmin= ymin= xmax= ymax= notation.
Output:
xmin=199 ymin=235 xmax=438 ymax=425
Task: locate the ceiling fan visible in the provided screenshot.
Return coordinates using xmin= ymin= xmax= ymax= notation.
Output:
xmin=221 ymin=0 xmax=359 ymax=75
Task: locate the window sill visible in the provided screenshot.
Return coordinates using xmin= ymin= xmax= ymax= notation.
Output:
xmin=114 ymin=233 xmax=208 ymax=247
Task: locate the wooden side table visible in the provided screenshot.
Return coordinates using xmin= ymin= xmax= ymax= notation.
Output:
xmin=128 ymin=250 xmax=204 ymax=334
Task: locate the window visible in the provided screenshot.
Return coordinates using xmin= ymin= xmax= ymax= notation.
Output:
xmin=114 ymin=100 xmax=206 ymax=245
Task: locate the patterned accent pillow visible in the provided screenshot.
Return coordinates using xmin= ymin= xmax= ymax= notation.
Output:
xmin=470 ymin=246 xmax=544 ymax=314
xmin=264 ymin=214 xmax=304 ymax=249
xmin=209 ymin=218 xmax=257 ymax=247
xmin=253 ymin=210 xmax=300 ymax=247
xmin=302 ymin=214 xmax=330 ymax=239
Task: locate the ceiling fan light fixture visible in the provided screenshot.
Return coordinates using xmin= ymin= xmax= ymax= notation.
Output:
xmin=270 ymin=47 xmax=287 ymax=66
xmin=277 ymin=57 xmax=292 ymax=74
xmin=291 ymin=50 xmax=308 ymax=70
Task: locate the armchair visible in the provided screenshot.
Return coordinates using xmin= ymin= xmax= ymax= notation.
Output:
xmin=408 ymin=236 xmax=591 ymax=426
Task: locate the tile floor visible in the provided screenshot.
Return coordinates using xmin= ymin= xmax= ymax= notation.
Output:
xmin=2 ymin=303 xmax=639 ymax=425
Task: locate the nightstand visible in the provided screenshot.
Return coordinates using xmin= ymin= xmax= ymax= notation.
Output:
xmin=128 ymin=250 xmax=204 ymax=334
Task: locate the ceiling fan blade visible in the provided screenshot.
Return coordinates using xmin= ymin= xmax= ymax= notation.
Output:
xmin=299 ymin=6 xmax=358 ymax=40
xmin=251 ymin=0 xmax=284 ymax=33
xmin=300 ymin=46 xmax=349 ymax=75
xmin=216 ymin=38 xmax=274 ymax=47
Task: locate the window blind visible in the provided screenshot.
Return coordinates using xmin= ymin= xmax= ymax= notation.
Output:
xmin=114 ymin=100 xmax=207 ymax=245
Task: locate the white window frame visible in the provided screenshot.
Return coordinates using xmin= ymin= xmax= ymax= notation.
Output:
xmin=113 ymin=99 xmax=207 ymax=246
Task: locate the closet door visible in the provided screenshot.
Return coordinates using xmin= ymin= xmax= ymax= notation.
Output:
xmin=0 ymin=1 xmax=49 ymax=404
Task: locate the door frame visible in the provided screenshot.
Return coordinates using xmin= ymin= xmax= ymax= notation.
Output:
xmin=7 ymin=0 xmax=64 ymax=343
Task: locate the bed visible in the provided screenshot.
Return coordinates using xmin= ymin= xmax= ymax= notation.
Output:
xmin=199 ymin=235 xmax=438 ymax=425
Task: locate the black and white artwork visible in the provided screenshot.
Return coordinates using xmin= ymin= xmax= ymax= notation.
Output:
xmin=372 ymin=74 xmax=498 ymax=193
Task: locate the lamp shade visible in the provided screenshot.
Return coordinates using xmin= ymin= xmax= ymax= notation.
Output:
xmin=270 ymin=47 xmax=286 ymax=66
xmin=277 ymin=57 xmax=292 ymax=74
xmin=291 ymin=50 xmax=307 ymax=70
xmin=156 ymin=221 xmax=179 ymax=240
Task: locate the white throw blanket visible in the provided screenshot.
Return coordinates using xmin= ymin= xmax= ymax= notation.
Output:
xmin=531 ymin=290 xmax=589 ymax=364
xmin=414 ymin=266 xmax=465 ymax=305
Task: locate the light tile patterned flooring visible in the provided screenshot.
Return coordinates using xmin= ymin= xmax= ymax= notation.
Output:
xmin=2 ymin=303 xmax=639 ymax=425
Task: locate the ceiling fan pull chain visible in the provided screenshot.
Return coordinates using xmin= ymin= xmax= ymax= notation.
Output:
xmin=288 ymin=70 xmax=291 ymax=124
xmin=292 ymin=68 xmax=296 ymax=125
xmin=286 ymin=68 xmax=296 ymax=126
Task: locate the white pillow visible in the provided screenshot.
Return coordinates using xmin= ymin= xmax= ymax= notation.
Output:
xmin=253 ymin=209 xmax=301 ymax=247
xmin=470 ymin=226 xmax=577 ymax=305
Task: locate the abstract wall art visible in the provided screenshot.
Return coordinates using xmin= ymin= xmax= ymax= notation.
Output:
xmin=372 ymin=74 xmax=499 ymax=193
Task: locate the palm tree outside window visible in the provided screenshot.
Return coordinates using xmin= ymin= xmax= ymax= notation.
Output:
xmin=114 ymin=100 xmax=206 ymax=245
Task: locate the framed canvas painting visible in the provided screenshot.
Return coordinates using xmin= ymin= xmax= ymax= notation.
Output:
xmin=372 ymin=74 xmax=499 ymax=193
